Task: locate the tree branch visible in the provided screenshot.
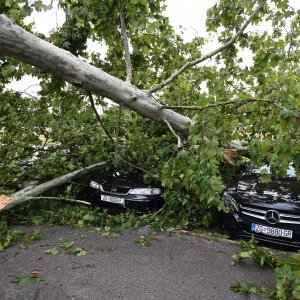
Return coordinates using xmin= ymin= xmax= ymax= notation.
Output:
xmin=119 ymin=0 xmax=132 ymax=83
xmin=164 ymin=119 xmax=183 ymax=149
xmin=87 ymin=91 xmax=114 ymax=142
xmin=0 ymin=161 xmax=107 ymax=212
xmin=114 ymin=105 xmax=123 ymax=155
xmin=30 ymin=196 xmax=91 ymax=205
xmin=147 ymin=0 xmax=265 ymax=94
xmin=161 ymin=98 xmax=285 ymax=111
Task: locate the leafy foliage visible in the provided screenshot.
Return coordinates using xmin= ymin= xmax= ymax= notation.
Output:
xmin=232 ymin=238 xmax=300 ymax=300
xmin=272 ymin=253 xmax=300 ymax=300
xmin=0 ymin=215 xmax=42 ymax=251
xmin=232 ymin=237 xmax=281 ymax=268
xmin=162 ymin=136 xmax=227 ymax=227
xmin=134 ymin=233 xmax=157 ymax=247
xmin=0 ymin=0 xmax=299 ymax=226
xmin=230 ymin=281 xmax=270 ymax=296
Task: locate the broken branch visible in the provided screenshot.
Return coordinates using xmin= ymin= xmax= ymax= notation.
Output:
xmin=164 ymin=119 xmax=183 ymax=149
xmin=0 ymin=161 xmax=107 ymax=212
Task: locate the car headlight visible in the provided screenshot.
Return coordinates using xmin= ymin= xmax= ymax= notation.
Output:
xmin=222 ymin=192 xmax=239 ymax=212
xmin=90 ymin=180 xmax=101 ymax=189
xmin=129 ymin=188 xmax=162 ymax=195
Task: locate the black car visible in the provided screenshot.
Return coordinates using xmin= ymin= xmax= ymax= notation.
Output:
xmin=221 ymin=165 xmax=300 ymax=248
xmin=89 ymin=171 xmax=164 ymax=213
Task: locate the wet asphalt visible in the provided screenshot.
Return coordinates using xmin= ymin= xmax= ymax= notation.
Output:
xmin=0 ymin=225 xmax=275 ymax=300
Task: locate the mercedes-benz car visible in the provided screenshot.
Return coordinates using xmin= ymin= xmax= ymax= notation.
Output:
xmin=88 ymin=170 xmax=164 ymax=213
xmin=221 ymin=165 xmax=300 ymax=248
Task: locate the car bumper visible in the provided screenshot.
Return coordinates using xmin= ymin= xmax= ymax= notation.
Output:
xmin=220 ymin=212 xmax=300 ymax=249
xmin=89 ymin=189 xmax=164 ymax=213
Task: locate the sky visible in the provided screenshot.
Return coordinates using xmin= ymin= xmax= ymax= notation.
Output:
xmin=5 ymin=0 xmax=300 ymax=94
xmin=23 ymin=0 xmax=217 ymax=39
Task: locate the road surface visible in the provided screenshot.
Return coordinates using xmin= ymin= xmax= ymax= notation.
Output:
xmin=0 ymin=225 xmax=275 ymax=300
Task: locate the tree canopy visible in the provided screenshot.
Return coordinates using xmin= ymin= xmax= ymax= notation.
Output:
xmin=0 ymin=0 xmax=299 ymax=224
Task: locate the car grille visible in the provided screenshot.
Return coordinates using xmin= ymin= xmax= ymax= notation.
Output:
xmin=100 ymin=184 xmax=131 ymax=195
xmin=240 ymin=205 xmax=300 ymax=225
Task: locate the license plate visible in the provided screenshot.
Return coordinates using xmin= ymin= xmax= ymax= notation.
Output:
xmin=101 ymin=195 xmax=125 ymax=205
xmin=251 ymin=223 xmax=293 ymax=239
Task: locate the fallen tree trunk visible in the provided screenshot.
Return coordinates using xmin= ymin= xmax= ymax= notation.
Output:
xmin=0 ymin=15 xmax=191 ymax=134
xmin=0 ymin=161 xmax=107 ymax=213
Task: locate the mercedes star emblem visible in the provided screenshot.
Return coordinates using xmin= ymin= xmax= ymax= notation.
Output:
xmin=265 ymin=210 xmax=280 ymax=225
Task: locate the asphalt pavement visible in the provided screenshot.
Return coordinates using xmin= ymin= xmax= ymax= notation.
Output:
xmin=0 ymin=225 xmax=275 ymax=300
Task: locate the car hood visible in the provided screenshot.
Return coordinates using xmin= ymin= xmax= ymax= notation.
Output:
xmin=235 ymin=175 xmax=300 ymax=209
xmin=94 ymin=171 xmax=160 ymax=189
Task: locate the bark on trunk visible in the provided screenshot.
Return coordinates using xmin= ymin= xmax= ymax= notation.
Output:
xmin=0 ymin=161 xmax=107 ymax=213
xmin=0 ymin=15 xmax=191 ymax=134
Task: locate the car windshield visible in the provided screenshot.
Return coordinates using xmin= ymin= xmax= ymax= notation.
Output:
xmin=251 ymin=165 xmax=297 ymax=178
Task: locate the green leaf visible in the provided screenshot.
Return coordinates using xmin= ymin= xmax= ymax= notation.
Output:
xmin=74 ymin=247 xmax=87 ymax=256
xmin=5 ymin=0 xmax=14 ymax=7
xmin=12 ymin=273 xmax=44 ymax=285
xmin=101 ymin=232 xmax=110 ymax=237
xmin=60 ymin=241 xmax=74 ymax=250
xmin=279 ymin=109 xmax=296 ymax=121
xmin=45 ymin=247 xmax=60 ymax=255
xmin=21 ymin=5 xmax=33 ymax=17
xmin=31 ymin=229 xmax=42 ymax=241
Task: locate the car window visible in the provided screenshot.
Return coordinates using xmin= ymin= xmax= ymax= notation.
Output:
xmin=251 ymin=164 xmax=297 ymax=178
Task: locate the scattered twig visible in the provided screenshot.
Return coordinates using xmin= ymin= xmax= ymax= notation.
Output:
xmin=87 ymin=91 xmax=114 ymax=142
xmin=164 ymin=119 xmax=183 ymax=149
xmin=119 ymin=0 xmax=132 ymax=83
xmin=147 ymin=0 xmax=265 ymax=93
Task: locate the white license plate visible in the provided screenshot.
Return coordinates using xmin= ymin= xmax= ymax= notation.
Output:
xmin=101 ymin=195 xmax=125 ymax=205
xmin=251 ymin=223 xmax=293 ymax=239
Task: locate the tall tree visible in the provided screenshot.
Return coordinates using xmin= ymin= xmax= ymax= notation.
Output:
xmin=0 ymin=0 xmax=299 ymax=223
